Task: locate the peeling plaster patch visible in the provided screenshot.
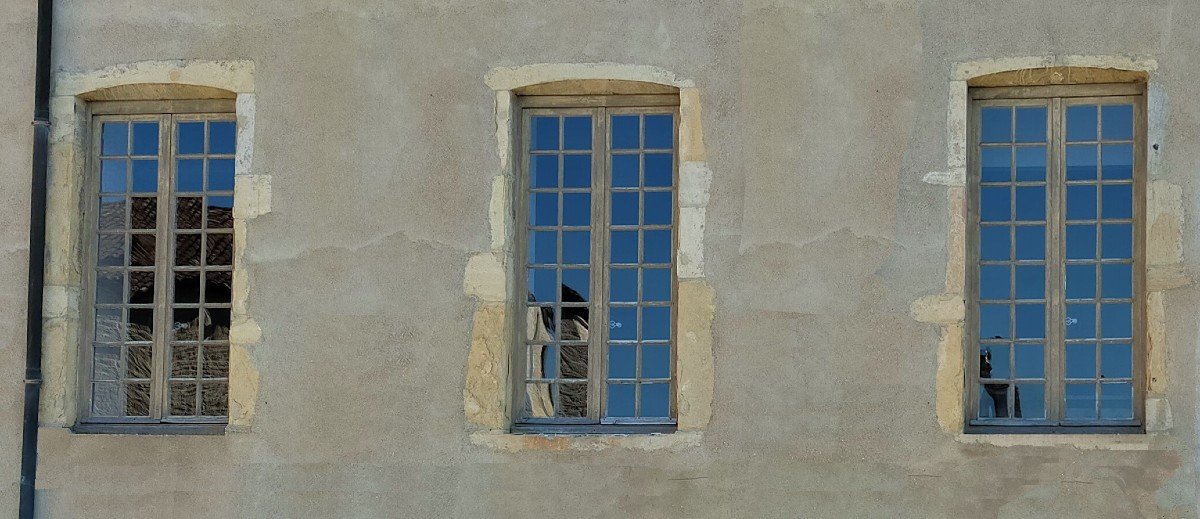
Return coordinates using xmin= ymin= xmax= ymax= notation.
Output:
xmin=678 ymin=88 xmax=706 ymax=162
xmin=1147 ymin=83 xmax=1167 ymax=175
xmin=1146 ymin=396 xmax=1173 ymax=433
xmin=488 ymin=174 xmax=511 ymax=252
xmin=463 ymin=253 xmax=507 ymax=302
xmin=227 ymin=344 xmax=260 ymax=430
xmin=234 ymin=175 xmax=272 ymax=220
xmin=946 ymin=81 xmax=968 ymax=169
xmin=484 ymin=62 xmax=695 ymax=91
xmin=463 ymin=302 xmax=511 ymax=428
xmin=909 ymin=293 xmax=964 ymax=324
xmin=956 ymin=433 xmax=1159 ymax=450
xmin=676 ymin=280 xmax=715 ymax=430
xmin=921 ymin=169 xmax=965 ymax=187
xmin=1146 ymin=291 xmax=1169 ymax=395
xmin=54 ymin=59 xmax=255 ymax=96
xmin=935 ymin=324 xmax=964 ymax=432
xmin=1147 ymin=180 xmax=1183 ymax=266
xmin=470 ymin=430 xmax=702 ymax=452
xmin=951 ymin=55 xmax=1158 ymax=81
xmin=678 ymin=208 xmax=706 ymax=279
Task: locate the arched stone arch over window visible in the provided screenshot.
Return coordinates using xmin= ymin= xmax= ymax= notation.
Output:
xmin=41 ymin=60 xmax=267 ymax=433
xmin=464 ymin=64 xmax=714 ymax=447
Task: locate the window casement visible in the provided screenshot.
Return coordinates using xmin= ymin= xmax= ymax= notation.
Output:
xmin=79 ymin=100 xmax=236 ymax=431
xmin=513 ymin=94 xmax=679 ymax=434
xmin=966 ymin=84 xmax=1146 ymax=433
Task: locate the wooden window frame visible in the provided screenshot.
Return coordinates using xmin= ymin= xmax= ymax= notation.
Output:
xmin=510 ymin=94 xmax=680 ymax=434
xmin=76 ymin=99 xmax=236 ymax=434
xmin=965 ymin=83 xmax=1147 ymax=433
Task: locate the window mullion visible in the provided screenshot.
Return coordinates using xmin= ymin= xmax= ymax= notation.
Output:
xmin=591 ymin=107 xmax=609 ymax=422
xmin=149 ymin=114 xmax=174 ymax=420
xmin=1046 ymin=98 xmax=1066 ymax=423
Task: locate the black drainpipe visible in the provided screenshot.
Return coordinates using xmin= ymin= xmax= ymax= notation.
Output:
xmin=20 ymin=0 xmax=53 ymax=517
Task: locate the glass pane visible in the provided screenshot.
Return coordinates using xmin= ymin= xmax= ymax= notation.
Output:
xmin=125 ymin=383 xmax=151 ymax=416
xmin=177 ymin=122 xmax=205 ymax=154
xmin=95 ymin=271 xmax=122 ymax=305
xmin=609 ymin=268 xmax=637 ymax=302
xmin=979 ymin=304 xmax=1009 ymax=340
xmin=126 ymin=344 xmax=152 ymax=379
xmin=130 ymin=197 xmax=156 ymax=230
xmin=978 ymin=265 xmax=1009 ymax=300
xmin=208 ymin=159 xmax=235 ymax=191
xmin=1101 ymin=343 xmax=1132 ymax=379
xmin=560 ymin=307 xmax=589 ymax=340
xmin=1100 ymin=383 xmax=1133 ymax=419
xmin=176 ymin=234 xmax=201 ymax=266
xmin=980 ymin=147 xmax=1010 ymax=182
xmin=642 ymin=307 xmax=670 ymax=341
xmin=561 ymin=269 xmax=589 ymax=302
xmin=202 ymin=346 xmax=229 ymax=377
xmin=177 ymin=159 xmax=204 ymax=192
xmin=606 ymin=384 xmax=636 ymax=417
xmin=561 ymin=231 xmax=589 ymax=264
xmin=170 ymin=382 xmax=197 ymax=416
xmin=1065 ymin=185 xmax=1097 ymax=220
xmin=200 ymin=382 xmax=228 ymax=416
xmin=205 ymin=271 xmax=232 ymax=304
xmin=979 ymin=186 xmax=1010 ymax=222
xmin=563 ymin=155 xmax=590 ymax=188
xmin=525 ymin=382 xmax=553 ymax=417
xmin=1014 ymin=226 xmax=1044 ymax=261
xmin=93 ymin=345 xmax=120 ymax=380
xmin=101 ymin=160 xmax=126 ymax=193
xmin=98 ymin=197 xmax=126 ymax=230
xmin=1065 ymin=304 xmax=1096 ymax=340
xmin=1014 ymin=107 xmax=1046 ymax=142
xmin=562 ymin=116 xmax=591 ymax=150
xmin=531 ymin=117 xmax=558 ymax=151
xmin=176 ymin=196 xmax=202 ymax=230
xmin=529 ymin=192 xmax=558 ymax=226
xmin=608 ymin=344 xmax=636 ymax=378
xmin=101 ymin=122 xmax=129 ymax=156
xmin=1015 ymin=383 xmax=1044 ymax=419
xmin=559 ymin=382 xmax=587 ymax=417
xmin=171 ymin=345 xmax=203 ymax=382
xmin=1014 ymin=146 xmax=1045 ymax=181
xmin=1065 ymin=225 xmax=1097 ymax=260
xmin=1014 ymin=344 xmax=1043 ymax=378
xmin=531 ymin=155 xmax=558 ymax=188
xmin=642 ymin=268 xmax=671 ymax=302
xmin=642 ymin=344 xmax=671 ymax=378
xmin=1014 ymin=265 xmax=1044 ymax=300
xmin=1101 ymin=184 xmax=1132 ymax=219
xmin=1014 ymin=304 xmax=1044 ymax=339
xmin=206 ymin=234 xmax=233 ymax=266
xmin=643 ymin=230 xmax=672 ymax=263
xmin=1065 ymin=383 xmax=1097 ymax=419
xmin=610 ymin=231 xmax=638 ymax=263
xmin=1102 ymin=105 xmax=1134 ymax=141
xmin=608 ymin=306 xmax=636 ymax=340
xmin=611 ymin=192 xmax=638 ymax=225
xmin=980 ymin=344 xmax=1009 ymax=379
xmin=131 ymin=122 xmax=159 ymax=155
xmin=1101 ymin=303 xmax=1131 ymax=339
xmin=612 ymin=154 xmax=638 ymax=187
xmin=979 ymin=226 xmax=1009 ymax=261
xmin=640 ymin=383 xmax=670 ymax=417
xmin=1065 ymin=343 xmax=1096 ymax=379
xmin=97 ymin=234 xmax=125 ymax=266
xmin=538 ymin=345 xmax=557 ymax=378
xmin=131 ymin=160 xmax=157 ymax=193
xmin=1065 ymin=264 xmax=1096 ymax=300
xmin=1101 ymin=263 xmax=1132 ymax=299
xmin=208 ymin=121 xmax=236 ymax=154
xmin=93 ymin=382 xmax=121 ymax=416
xmin=204 ymin=308 xmax=231 ymax=341
xmin=175 ymin=270 xmax=201 ymax=303
xmin=562 ymin=193 xmax=590 ymax=226
xmin=979 ymin=384 xmax=1011 ymax=418
xmin=127 ymin=309 xmax=154 ymax=341
xmin=1014 ymin=186 xmax=1045 ymax=221
xmin=1065 ymin=145 xmax=1097 ymax=181
xmin=207 ymin=196 xmax=234 ymax=228
xmin=644 ymin=153 xmax=673 ymax=187
xmin=980 ymin=107 xmax=1011 ymax=143
xmin=611 ymin=115 xmax=639 ymax=149
xmin=1066 ymin=105 xmax=1098 ymax=142
xmin=559 ymin=345 xmax=588 ymax=379
xmin=129 ymin=234 xmax=156 ymax=267
xmin=173 ymin=308 xmax=200 ymax=341
xmin=1101 ymin=223 xmax=1132 ymax=259
xmin=95 ymin=308 xmax=122 ymax=342
xmin=643 ymin=191 xmax=672 ymax=225
xmin=128 ymin=271 xmax=154 ymax=305
xmin=528 ymin=231 xmax=555 ymax=265
xmin=644 ymin=114 xmax=673 ymax=149
xmin=1101 ymin=144 xmax=1133 ymax=180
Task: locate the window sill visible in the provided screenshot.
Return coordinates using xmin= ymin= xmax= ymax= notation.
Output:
xmin=470 ymin=429 xmax=701 ymax=452
xmin=956 ymin=430 xmax=1160 ymax=450
xmin=71 ymin=422 xmax=227 ymax=436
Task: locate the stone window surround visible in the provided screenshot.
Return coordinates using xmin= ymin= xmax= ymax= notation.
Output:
xmin=40 ymin=60 xmax=268 ymax=432
xmin=911 ymin=56 xmax=1187 ymax=448
xmin=463 ymin=64 xmax=715 ymax=450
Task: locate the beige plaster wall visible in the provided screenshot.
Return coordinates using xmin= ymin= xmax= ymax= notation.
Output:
xmin=0 ymin=1 xmax=1198 ymax=517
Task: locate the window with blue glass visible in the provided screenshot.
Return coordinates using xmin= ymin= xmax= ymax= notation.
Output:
xmin=518 ymin=103 xmax=678 ymax=429
xmin=85 ymin=107 xmax=236 ymax=426
xmin=971 ymin=88 xmax=1143 ymax=430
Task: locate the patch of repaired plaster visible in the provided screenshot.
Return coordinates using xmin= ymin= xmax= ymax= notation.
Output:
xmin=54 ymin=59 xmax=255 ymax=96
xmin=463 ymin=302 xmax=511 ymax=429
xmin=677 ymin=280 xmax=715 ymax=430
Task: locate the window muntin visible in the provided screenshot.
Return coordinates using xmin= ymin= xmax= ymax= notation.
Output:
xmin=86 ymin=109 xmax=234 ymax=424
xmin=970 ymin=89 xmax=1142 ymax=429
xmin=518 ymin=101 xmax=678 ymax=427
